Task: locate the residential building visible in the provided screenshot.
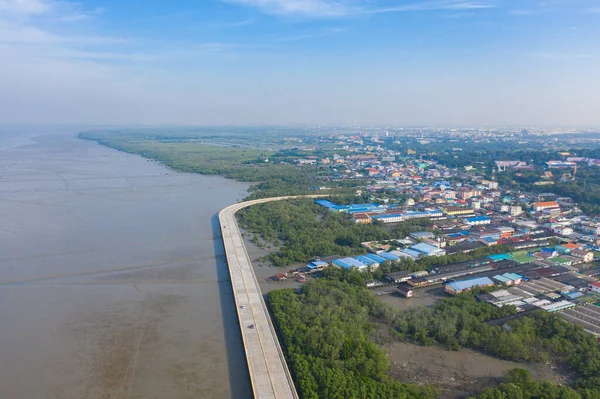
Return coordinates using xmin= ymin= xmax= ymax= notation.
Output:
xmin=510 ymin=206 xmax=523 ymax=216
xmin=353 ymin=213 xmax=372 ymax=224
xmin=443 ymin=206 xmax=474 ymax=216
xmin=588 ymin=281 xmax=600 ymax=294
xmin=397 ymin=284 xmax=414 ymax=298
xmin=571 ymin=249 xmax=594 ymax=263
xmin=457 ymin=187 xmax=482 ymax=200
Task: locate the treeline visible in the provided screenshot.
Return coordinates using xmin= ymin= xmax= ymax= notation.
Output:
xmin=268 ymin=279 xmax=438 ymax=399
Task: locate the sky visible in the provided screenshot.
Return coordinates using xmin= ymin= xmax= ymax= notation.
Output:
xmin=1 ymin=0 xmax=600 ymax=127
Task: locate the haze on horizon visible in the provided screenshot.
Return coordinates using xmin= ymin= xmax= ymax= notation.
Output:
xmin=1 ymin=0 xmax=600 ymax=127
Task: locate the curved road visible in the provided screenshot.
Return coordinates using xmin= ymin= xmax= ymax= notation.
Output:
xmin=219 ymin=195 xmax=325 ymax=399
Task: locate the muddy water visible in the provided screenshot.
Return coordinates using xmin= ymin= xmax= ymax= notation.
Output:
xmin=0 ymin=128 xmax=251 ymax=399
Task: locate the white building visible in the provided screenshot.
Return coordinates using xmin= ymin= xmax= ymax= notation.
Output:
xmin=510 ymin=206 xmax=523 ymax=216
xmin=589 ymin=282 xmax=600 ymax=294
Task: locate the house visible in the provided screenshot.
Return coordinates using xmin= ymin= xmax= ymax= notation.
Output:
xmin=510 ymin=206 xmax=523 ymax=216
xmin=497 ymin=226 xmax=515 ymax=238
xmin=571 ymin=249 xmax=594 ymax=263
xmin=353 ymin=213 xmax=372 ymax=224
xmin=397 ymin=284 xmax=414 ymax=298
xmin=552 ymin=226 xmax=574 ymax=236
xmin=589 ymin=281 xmax=600 ymax=294
xmin=533 ymin=201 xmax=560 ymax=212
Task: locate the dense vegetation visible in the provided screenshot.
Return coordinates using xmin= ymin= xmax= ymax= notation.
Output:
xmin=239 ymin=198 xmax=512 ymax=267
xmin=268 ymin=279 xmax=438 ymax=399
xmin=238 ymin=199 xmax=431 ymax=266
xmin=472 ymin=368 xmax=583 ymax=399
xmin=270 ymin=273 xmax=600 ymax=398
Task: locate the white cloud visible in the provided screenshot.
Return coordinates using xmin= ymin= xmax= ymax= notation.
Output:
xmin=0 ymin=0 xmax=52 ymax=15
xmin=224 ymin=0 xmax=353 ymax=17
xmin=224 ymin=0 xmax=495 ymax=17
xmin=276 ymin=27 xmax=346 ymax=41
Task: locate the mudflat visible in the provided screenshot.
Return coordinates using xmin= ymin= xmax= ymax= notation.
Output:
xmin=0 ymin=128 xmax=251 ymax=399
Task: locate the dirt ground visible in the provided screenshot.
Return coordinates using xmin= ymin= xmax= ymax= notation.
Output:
xmin=240 ymin=228 xmax=302 ymax=293
xmin=378 ymin=286 xmax=448 ymax=310
xmin=385 ymin=341 xmax=569 ymax=398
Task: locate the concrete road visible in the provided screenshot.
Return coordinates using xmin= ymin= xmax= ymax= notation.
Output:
xmin=219 ymin=195 xmax=324 ymax=399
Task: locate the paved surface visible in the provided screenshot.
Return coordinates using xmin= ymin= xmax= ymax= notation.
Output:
xmin=219 ymin=196 xmax=323 ymax=399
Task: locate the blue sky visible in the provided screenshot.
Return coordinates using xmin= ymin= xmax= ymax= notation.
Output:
xmin=1 ymin=0 xmax=600 ymax=126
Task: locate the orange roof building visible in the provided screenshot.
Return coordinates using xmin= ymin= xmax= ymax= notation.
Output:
xmin=533 ymin=201 xmax=560 ymax=211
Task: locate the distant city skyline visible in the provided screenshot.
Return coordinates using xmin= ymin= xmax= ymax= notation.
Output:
xmin=1 ymin=0 xmax=600 ymax=126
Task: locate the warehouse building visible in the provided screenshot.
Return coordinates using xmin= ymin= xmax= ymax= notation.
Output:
xmin=410 ymin=242 xmax=446 ymax=257
xmin=465 ymin=216 xmax=491 ymax=226
xmin=378 ymin=252 xmax=400 ymax=261
xmin=355 ymin=255 xmax=379 ymax=267
xmin=332 ymin=258 xmax=368 ymax=271
xmin=445 ymin=277 xmax=495 ymax=295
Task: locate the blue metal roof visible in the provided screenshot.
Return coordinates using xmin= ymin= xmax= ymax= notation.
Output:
xmin=365 ymin=254 xmax=386 ymax=263
xmin=466 ymin=216 xmax=491 ymax=223
xmin=355 ymin=255 xmax=376 ymax=266
xmin=315 ymin=200 xmax=347 ymax=211
xmin=332 ymin=259 xmax=352 ymax=269
xmin=503 ymin=273 xmax=523 ymax=281
xmin=493 ymin=275 xmax=511 ymax=283
xmin=349 ymin=203 xmax=380 ymax=209
xmin=401 ymin=249 xmax=421 ymax=258
xmin=488 ymin=253 xmax=511 ymax=261
xmin=378 ymin=252 xmax=399 ymax=261
xmin=410 ymin=243 xmax=442 ymax=255
xmin=307 ymin=260 xmax=328 ymax=269
xmin=447 ymin=277 xmax=494 ymax=292
xmin=565 ymin=291 xmax=584 ymax=299
xmin=343 ymin=257 xmax=366 ymax=268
